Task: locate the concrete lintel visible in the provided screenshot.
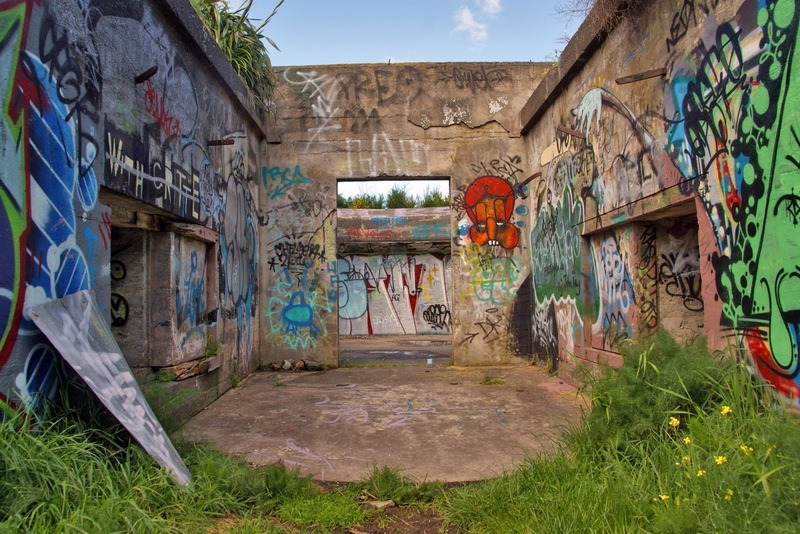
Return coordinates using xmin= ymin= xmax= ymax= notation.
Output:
xmin=157 ymin=0 xmax=268 ymax=139
xmin=519 ymin=0 xmax=629 ymax=135
xmin=337 ymin=207 xmax=451 ymax=244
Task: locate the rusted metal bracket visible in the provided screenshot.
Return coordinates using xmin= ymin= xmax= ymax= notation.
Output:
xmin=512 ymin=171 xmax=541 ymax=198
xmin=556 ymin=125 xmax=585 ymax=139
xmin=134 ymin=66 xmax=158 ymax=84
xmin=615 ymin=68 xmax=667 ymax=85
xmin=207 ymin=139 xmax=235 ymax=147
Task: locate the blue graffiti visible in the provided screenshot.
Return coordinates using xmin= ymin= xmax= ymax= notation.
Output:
xmin=175 ymin=250 xmax=206 ymax=328
xmin=281 ymin=291 xmax=320 ymax=336
xmin=23 ymin=54 xmax=97 ymax=328
xmin=263 ymin=164 xmax=310 ymax=199
xmin=337 ymin=258 xmax=368 ymax=319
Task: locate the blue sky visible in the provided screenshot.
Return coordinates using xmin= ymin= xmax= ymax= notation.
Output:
xmin=242 ymin=0 xmax=586 ymax=199
xmin=246 ymin=0 xmax=584 ymax=66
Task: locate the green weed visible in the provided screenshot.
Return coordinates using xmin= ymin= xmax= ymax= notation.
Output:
xmin=0 ymin=402 xmax=320 ymax=532
xmin=479 ymin=375 xmax=504 ymax=385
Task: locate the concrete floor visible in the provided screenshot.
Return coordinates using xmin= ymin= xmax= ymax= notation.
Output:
xmin=178 ymin=360 xmax=585 ymax=483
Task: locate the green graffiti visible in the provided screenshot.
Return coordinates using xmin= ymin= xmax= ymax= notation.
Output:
xmin=531 ymin=186 xmax=584 ymax=308
xmin=0 ymin=2 xmax=29 ymax=367
xmin=668 ymin=0 xmax=800 ymax=393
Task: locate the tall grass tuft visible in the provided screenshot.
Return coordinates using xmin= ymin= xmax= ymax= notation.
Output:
xmin=441 ymin=330 xmax=800 ymax=532
xmin=347 ymin=465 xmax=444 ymax=506
xmin=190 ymin=0 xmax=283 ymax=111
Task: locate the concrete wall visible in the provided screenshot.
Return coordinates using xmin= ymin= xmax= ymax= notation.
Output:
xmin=263 ymin=62 xmax=548 ymax=366
xmin=521 ymin=0 xmax=800 ymax=405
xmin=0 ymin=0 xmax=263 ymax=413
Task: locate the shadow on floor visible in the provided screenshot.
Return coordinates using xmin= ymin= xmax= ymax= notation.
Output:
xmin=339 ymin=334 xmax=452 ymax=366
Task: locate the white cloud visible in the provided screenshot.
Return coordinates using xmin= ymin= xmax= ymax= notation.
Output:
xmin=478 ymin=0 xmax=502 ymax=17
xmin=452 ymin=6 xmax=488 ymax=45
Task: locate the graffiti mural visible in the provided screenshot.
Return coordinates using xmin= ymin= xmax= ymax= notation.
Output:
xmin=665 ymin=0 xmax=800 ymax=399
xmin=338 ymin=254 xmax=451 ymax=335
xmin=529 ymin=144 xmax=593 ymax=366
xmin=591 ymin=229 xmax=637 ymax=352
xmin=175 ymin=244 xmax=207 ymax=353
xmin=218 ymin=140 xmax=258 ymax=358
xmin=463 ymin=176 xmax=520 ymax=250
xmin=1 ymin=0 xmax=261 ymax=411
xmin=0 ymin=0 xmax=110 ymax=410
xmin=263 ymin=163 xmax=335 ymax=354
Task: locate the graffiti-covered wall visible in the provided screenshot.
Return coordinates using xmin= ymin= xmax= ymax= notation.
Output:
xmin=264 ymin=63 xmax=547 ymax=366
xmin=521 ymin=0 xmax=800 ymax=405
xmin=338 ymin=253 xmax=452 ymax=335
xmin=0 ymin=0 xmax=263 ymax=413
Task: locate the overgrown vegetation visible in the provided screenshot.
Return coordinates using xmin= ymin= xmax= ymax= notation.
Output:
xmin=338 ymin=184 xmax=450 ymax=209
xmin=190 ymin=0 xmax=283 ymax=111
xmin=3 ymin=331 xmax=798 ymax=532
xmin=441 ymin=330 xmax=800 ymax=532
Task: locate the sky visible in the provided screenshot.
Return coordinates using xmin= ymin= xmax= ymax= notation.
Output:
xmin=238 ymin=0 xmax=586 ymax=198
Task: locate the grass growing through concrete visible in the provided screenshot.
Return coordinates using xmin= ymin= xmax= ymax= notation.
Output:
xmin=479 ymin=375 xmax=505 ymax=385
xmin=440 ymin=331 xmax=800 ymax=532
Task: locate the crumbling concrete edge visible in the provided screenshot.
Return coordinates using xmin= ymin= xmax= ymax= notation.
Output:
xmin=158 ymin=0 xmax=268 ymax=139
xmin=519 ymin=0 xmax=629 ymax=134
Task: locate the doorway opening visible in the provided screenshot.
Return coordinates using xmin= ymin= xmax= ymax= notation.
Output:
xmin=336 ymin=178 xmax=452 ymax=366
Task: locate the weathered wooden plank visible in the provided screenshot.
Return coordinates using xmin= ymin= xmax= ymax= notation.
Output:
xmin=29 ymin=290 xmax=190 ymax=486
xmin=162 ymin=356 xmax=221 ymax=381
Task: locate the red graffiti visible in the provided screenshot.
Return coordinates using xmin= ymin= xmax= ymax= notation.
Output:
xmin=464 ymin=176 xmax=519 ymax=249
xmin=100 ymin=211 xmax=111 ymax=249
xmin=746 ymin=328 xmax=800 ymax=401
xmin=143 ymin=80 xmax=181 ymax=141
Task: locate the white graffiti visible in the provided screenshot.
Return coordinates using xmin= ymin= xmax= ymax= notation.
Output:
xmin=344 ymin=135 xmax=431 ymax=177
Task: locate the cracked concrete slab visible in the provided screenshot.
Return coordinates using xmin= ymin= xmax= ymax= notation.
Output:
xmin=177 ymin=365 xmax=584 ymax=483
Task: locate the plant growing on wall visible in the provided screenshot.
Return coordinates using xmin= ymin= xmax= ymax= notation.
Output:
xmin=190 ymin=0 xmax=283 ymax=111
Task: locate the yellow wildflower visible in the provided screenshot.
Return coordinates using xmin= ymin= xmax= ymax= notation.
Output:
xmin=669 ymin=416 xmax=680 ymax=429
xmin=740 ymin=445 xmax=754 ymax=455
xmin=714 ymin=455 xmax=728 ymax=465
xmin=721 ymin=405 xmax=732 ymax=416
xmin=683 ymin=436 xmax=692 ymax=445
xmin=725 ymin=489 xmax=734 ymax=501
xmin=659 ymin=494 xmax=670 ymax=501
xmin=697 ymin=469 xmax=707 ymax=477
xmin=682 ymin=455 xmax=691 ymax=463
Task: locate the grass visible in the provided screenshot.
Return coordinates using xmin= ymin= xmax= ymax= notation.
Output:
xmin=440 ymin=330 xmax=800 ymax=532
xmin=3 ymin=330 xmax=798 ymax=532
xmin=479 ymin=375 xmax=505 ymax=385
xmin=347 ymin=465 xmax=444 ymax=506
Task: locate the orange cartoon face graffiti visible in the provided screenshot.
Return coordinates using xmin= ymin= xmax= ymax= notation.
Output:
xmin=464 ymin=176 xmax=519 ymax=249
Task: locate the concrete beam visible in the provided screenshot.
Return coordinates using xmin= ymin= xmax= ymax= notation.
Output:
xmin=519 ymin=0 xmax=630 ymax=135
